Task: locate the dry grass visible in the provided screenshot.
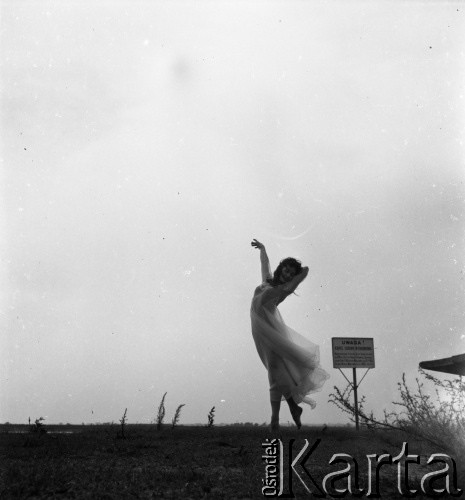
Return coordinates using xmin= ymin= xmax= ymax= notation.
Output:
xmin=0 ymin=424 xmax=461 ymax=498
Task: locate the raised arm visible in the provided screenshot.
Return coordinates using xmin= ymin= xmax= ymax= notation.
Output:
xmin=251 ymin=238 xmax=272 ymax=282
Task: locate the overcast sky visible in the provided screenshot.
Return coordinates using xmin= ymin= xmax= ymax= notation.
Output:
xmin=1 ymin=1 xmax=464 ymax=426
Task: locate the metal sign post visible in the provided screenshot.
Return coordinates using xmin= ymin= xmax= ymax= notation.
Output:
xmin=332 ymin=337 xmax=375 ymax=431
xmin=353 ymin=367 xmax=359 ymax=430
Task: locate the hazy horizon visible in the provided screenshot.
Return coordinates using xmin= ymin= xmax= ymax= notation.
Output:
xmin=2 ymin=0 xmax=464 ymax=427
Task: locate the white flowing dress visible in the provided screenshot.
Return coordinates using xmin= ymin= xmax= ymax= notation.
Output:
xmin=250 ymin=281 xmax=329 ymax=407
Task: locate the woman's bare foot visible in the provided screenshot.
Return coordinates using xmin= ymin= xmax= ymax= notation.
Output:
xmin=286 ymin=397 xmax=303 ymax=429
xmin=291 ymin=406 xmax=303 ymax=429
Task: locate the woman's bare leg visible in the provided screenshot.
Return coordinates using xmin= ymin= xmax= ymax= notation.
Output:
xmin=270 ymin=400 xmax=281 ymax=432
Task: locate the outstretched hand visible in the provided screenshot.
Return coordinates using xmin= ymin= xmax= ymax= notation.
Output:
xmin=251 ymin=238 xmax=265 ymax=250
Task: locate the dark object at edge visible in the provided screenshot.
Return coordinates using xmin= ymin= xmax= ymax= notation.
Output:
xmin=419 ymin=353 xmax=465 ymax=376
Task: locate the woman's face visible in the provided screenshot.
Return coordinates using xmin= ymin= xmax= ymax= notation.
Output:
xmin=280 ymin=265 xmax=297 ymax=284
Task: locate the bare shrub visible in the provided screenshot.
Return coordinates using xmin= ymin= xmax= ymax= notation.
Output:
xmin=329 ymin=369 xmax=465 ymax=457
xmin=117 ymin=408 xmax=128 ymax=439
xmin=171 ymin=404 xmax=185 ymax=429
xmin=29 ymin=417 xmax=47 ymax=435
xmin=207 ymin=406 xmax=215 ymax=427
xmin=156 ymin=392 xmax=167 ymax=431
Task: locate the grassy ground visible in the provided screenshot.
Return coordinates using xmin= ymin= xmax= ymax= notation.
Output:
xmin=0 ymin=424 xmax=462 ymax=499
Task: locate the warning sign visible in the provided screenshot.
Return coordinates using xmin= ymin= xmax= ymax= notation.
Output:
xmin=332 ymin=337 xmax=375 ymax=368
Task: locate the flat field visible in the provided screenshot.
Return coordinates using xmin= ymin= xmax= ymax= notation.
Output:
xmin=0 ymin=424 xmax=462 ymax=499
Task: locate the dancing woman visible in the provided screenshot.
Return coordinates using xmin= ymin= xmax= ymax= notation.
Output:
xmin=250 ymin=239 xmax=329 ymax=432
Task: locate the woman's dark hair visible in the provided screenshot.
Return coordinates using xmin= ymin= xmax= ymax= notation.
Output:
xmin=266 ymin=257 xmax=303 ymax=287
